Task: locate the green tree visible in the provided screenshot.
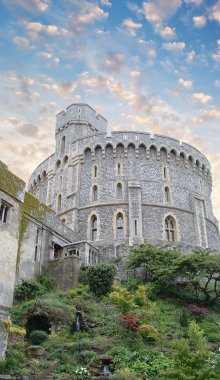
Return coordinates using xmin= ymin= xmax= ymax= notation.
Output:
xmin=86 ymin=264 xmax=116 ymax=297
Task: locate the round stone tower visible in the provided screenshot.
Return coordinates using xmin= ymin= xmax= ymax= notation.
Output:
xmin=28 ymin=103 xmax=220 ymax=261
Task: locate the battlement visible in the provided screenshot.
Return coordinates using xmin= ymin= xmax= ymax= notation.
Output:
xmin=56 ymin=103 xmax=108 ymax=133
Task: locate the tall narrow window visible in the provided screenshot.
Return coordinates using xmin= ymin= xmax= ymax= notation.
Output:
xmin=0 ymin=202 xmax=10 ymax=223
xmin=165 ymin=216 xmax=176 ymax=241
xmin=35 ymin=229 xmax=40 ymax=261
xmin=117 ymin=163 xmax=121 ymax=175
xmin=116 ymin=183 xmax=123 ymax=200
xmin=57 ymin=194 xmax=62 ymax=212
xmin=163 ymin=167 xmax=167 ymax=179
xmin=134 ymin=220 xmax=138 ymax=235
xmin=59 ymin=176 xmax=63 ymax=189
xmin=93 ymin=185 xmax=98 ymax=202
xmin=165 ymin=187 xmax=170 ymax=203
xmin=94 ymin=165 xmax=97 ymax=177
xmin=117 ymin=213 xmax=124 ymax=240
xmin=61 ymin=136 xmax=66 ymax=155
xmin=91 ymin=216 xmax=97 ymax=241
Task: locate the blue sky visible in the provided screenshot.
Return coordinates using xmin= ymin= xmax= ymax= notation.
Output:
xmin=0 ymin=0 xmax=220 ymax=219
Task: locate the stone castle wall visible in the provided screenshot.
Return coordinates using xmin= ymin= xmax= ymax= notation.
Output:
xmin=28 ymin=104 xmax=220 ymax=258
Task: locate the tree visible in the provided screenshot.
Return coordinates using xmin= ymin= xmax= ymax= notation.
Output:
xmin=86 ymin=264 xmax=116 ymax=297
xmin=127 ymin=244 xmax=220 ymax=303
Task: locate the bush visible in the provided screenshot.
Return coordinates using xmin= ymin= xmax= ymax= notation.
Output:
xmin=179 ymin=308 xmax=190 ymax=327
xmin=86 ymin=264 xmax=116 ymax=297
xmin=29 ymin=330 xmax=49 ymax=345
xmin=186 ymin=304 xmax=208 ymax=319
xmin=15 ymin=279 xmax=44 ymax=301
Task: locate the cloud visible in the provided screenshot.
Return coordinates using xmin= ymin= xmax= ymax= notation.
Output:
xmin=193 ymin=15 xmax=206 ymax=27
xmin=186 ymin=50 xmax=196 ymax=62
xmin=159 ymin=25 xmax=176 ymax=39
xmin=212 ymin=39 xmax=220 ymax=62
xmin=209 ymin=1 xmax=220 ymax=24
xmin=123 ymin=18 xmax=143 ymax=29
xmin=162 ymin=41 xmax=186 ymax=51
xmin=9 ymin=73 xmax=34 ymax=86
xmin=130 ymin=71 xmax=140 ymax=78
xmin=103 ymin=52 xmax=125 ymax=72
xmin=100 ymin=0 xmax=112 ymax=6
xmin=39 ymin=51 xmax=60 ymax=64
xmin=142 ymin=0 xmax=181 ymax=24
xmin=51 ymin=81 xmax=78 ymax=97
xmin=198 ymin=107 xmax=220 ymax=121
xmin=15 ymin=91 xmax=40 ymax=102
xmin=214 ymin=79 xmax=220 ymax=88
xmin=2 ymin=0 xmax=49 ymax=13
xmin=77 ymin=3 xmax=108 ymax=23
xmin=13 ymin=36 xmax=30 ymax=48
xmin=178 ymin=78 xmax=193 ymax=89
xmin=15 ymin=123 xmax=40 ymax=137
xmin=184 ymin=0 xmax=203 ymax=5
xmin=25 ymin=21 xmax=68 ymax=41
xmin=191 ymin=92 xmax=212 ymax=104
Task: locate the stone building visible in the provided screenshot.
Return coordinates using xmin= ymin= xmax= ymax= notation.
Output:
xmin=28 ymin=103 xmax=220 ymax=263
xmin=0 ymin=161 xmax=82 ymax=360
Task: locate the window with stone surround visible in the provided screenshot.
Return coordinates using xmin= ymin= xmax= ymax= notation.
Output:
xmin=165 ymin=216 xmax=176 ymax=241
xmin=0 ymin=200 xmax=10 ymax=223
xmin=94 ymin=165 xmax=97 ymax=178
xmin=91 ymin=216 xmax=97 ymax=241
xmin=57 ymin=194 xmax=62 ymax=212
xmin=117 ymin=213 xmax=124 ymax=240
xmin=92 ymin=185 xmax=98 ymax=202
xmin=61 ymin=136 xmax=66 ymax=155
xmin=165 ymin=186 xmax=171 ymax=203
xmin=117 ymin=163 xmax=121 ymax=175
xmin=116 ymin=182 xmax=123 ymax=200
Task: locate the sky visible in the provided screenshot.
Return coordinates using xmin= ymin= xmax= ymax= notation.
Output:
xmin=0 ymin=0 xmax=220 ymax=220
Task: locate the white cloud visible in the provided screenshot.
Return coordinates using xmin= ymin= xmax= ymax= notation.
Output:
xmin=130 ymin=71 xmax=140 ymax=78
xmin=51 ymin=81 xmax=78 ymax=97
xmin=178 ymin=78 xmax=193 ymax=89
xmin=187 ymin=50 xmax=196 ymax=62
xmin=184 ymin=0 xmax=203 ymax=5
xmin=2 ymin=0 xmax=49 ymax=13
xmin=193 ymin=15 xmax=206 ymax=27
xmin=162 ymin=41 xmax=186 ymax=51
xmin=13 ymin=36 xmax=30 ymax=48
xmin=214 ymin=79 xmax=220 ymax=88
xmin=148 ymin=49 xmax=157 ymax=59
xmin=143 ymin=0 xmax=181 ymax=24
xmin=159 ymin=25 xmax=176 ymax=39
xmin=191 ymin=92 xmax=212 ymax=104
xmin=100 ymin=0 xmax=112 ymax=7
xmin=123 ymin=18 xmax=143 ymax=29
xmin=78 ymin=4 xmax=108 ymax=23
xmin=104 ymin=52 xmax=125 ymax=72
xmin=39 ymin=51 xmax=60 ymax=64
xmin=198 ymin=107 xmax=220 ymax=120
xmin=209 ymin=1 xmax=220 ymax=24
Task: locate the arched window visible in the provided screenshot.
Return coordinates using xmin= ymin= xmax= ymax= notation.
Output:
xmin=91 ymin=216 xmax=97 ymax=241
xmin=93 ymin=185 xmax=98 ymax=202
xmin=165 ymin=187 xmax=170 ymax=203
xmin=117 ymin=213 xmax=124 ymax=240
xmin=63 ymin=155 xmax=68 ymax=168
xmin=61 ymin=136 xmax=66 ymax=155
xmin=55 ymin=160 xmax=61 ymax=172
xmin=165 ymin=216 xmax=176 ymax=241
xmin=94 ymin=165 xmax=97 ymax=178
xmin=116 ymin=183 xmax=123 ymax=200
xmin=57 ymin=194 xmax=62 ymax=213
xmin=59 ymin=176 xmax=62 ymax=189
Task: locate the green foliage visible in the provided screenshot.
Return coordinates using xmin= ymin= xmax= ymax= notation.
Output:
xmin=55 ymin=364 xmax=91 ymax=378
xmin=108 ymin=346 xmax=172 ymax=378
xmin=29 ymin=330 xmax=49 ymax=345
xmin=15 ymin=279 xmax=45 ymax=301
xmin=188 ymin=320 xmax=206 ymax=347
xmin=179 ymin=308 xmax=190 ymax=327
xmin=161 ymin=338 xmax=216 ymax=379
xmin=15 ymin=273 xmax=54 ymax=301
xmin=86 ymin=264 xmax=116 ymax=297
xmin=127 ymin=244 xmax=220 ymax=304
xmin=201 ymin=321 xmax=220 ymax=342
xmin=110 ymin=285 xmax=136 ymax=313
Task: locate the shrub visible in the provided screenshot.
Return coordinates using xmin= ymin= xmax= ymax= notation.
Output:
xmin=119 ymin=314 xmax=140 ymax=332
xmin=186 ymin=304 xmax=208 ymax=319
xmin=15 ymin=279 xmax=44 ymax=301
xmin=179 ymin=308 xmax=190 ymax=327
xmin=188 ymin=321 xmax=206 ymax=347
xmin=36 ymin=272 xmax=54 ymax=291
xmin=29 ymin=330 xmax=49 ymax=345
xmin=110 ymin=286 xmax=136 ymax=313
xmin=86 ymin=264 xmax=116 ymax=297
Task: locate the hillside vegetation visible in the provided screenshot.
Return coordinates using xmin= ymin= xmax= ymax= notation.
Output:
xmin=1 ymin=245 xmax=220 ymax=379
